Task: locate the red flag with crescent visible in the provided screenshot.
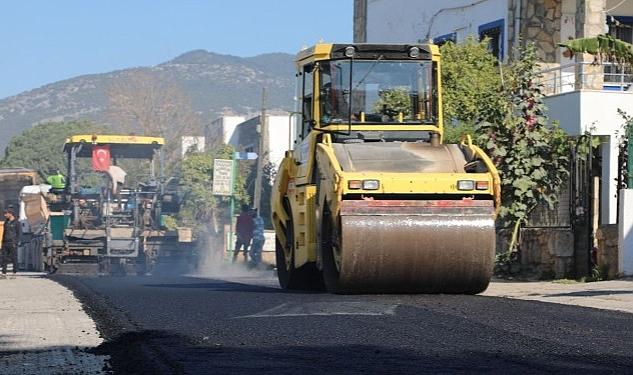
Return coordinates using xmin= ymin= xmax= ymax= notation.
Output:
xmin=92 ymin=145 xmax=111 ymax=171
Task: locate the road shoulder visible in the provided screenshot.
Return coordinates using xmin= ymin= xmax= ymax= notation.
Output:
xmin=484 ymin=279 xmax=633 ymax=313
xmin=52 ymin=274 xmax=187 ymax=374
xmin=0 ymin=273 xmax=107 ymax=374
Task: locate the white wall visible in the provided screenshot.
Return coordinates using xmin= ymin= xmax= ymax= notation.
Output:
xmin=365 ymin=0 xmax=508 ymax=54
xmin=222 ymin=116 xmax=246 ymax=146
xmin=267 ymin=115 xmax=293 ymax=167
xmin=545 ymin=90 xmax=633 ymax=224
xmin=619 ymin=189 xmax=633 ymax=276
xmin=206 ymin=115 xmax=246 ymax=149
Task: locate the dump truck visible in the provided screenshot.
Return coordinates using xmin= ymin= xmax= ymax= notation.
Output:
xmin=0 ymin=168 xmax=39 ymax=213
xmin=0 ymin=169 xmax=41 ymax=271
xmin=271 ymin=43 xmax=501 ymax=294
xmin=47 ymin=134 xmax=193 ymax=274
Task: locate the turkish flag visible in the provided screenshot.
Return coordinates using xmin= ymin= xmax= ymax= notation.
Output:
xmin=92 ymin=145 xmax=111 ymax=171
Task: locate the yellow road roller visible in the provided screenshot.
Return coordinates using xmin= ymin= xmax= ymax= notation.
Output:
xmin=271 ymin=43 xmax=501 ymax=294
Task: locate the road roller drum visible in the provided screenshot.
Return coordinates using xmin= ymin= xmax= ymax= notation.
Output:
xmin=327 ymin=200 xmax=495 ymax=294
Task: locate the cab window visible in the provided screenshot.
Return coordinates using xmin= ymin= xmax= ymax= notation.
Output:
xmin=301 ymin=64 xmax=314 ymax=138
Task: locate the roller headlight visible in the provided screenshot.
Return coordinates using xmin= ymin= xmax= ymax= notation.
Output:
xmin=362 ymin=180 xmax=380 ymax=190
xmin=457 ymin=180 xmax=475 ymax=191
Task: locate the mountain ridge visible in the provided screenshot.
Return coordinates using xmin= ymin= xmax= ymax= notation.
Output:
xmin=0 ymin=49 xmax=296 ymax=152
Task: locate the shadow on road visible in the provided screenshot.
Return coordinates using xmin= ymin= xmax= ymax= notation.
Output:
xmin=544 ymin=290 xmax=633 ymax=298
xmin=87 ymin=329 xmax=633 ymax=375
xmin=0 ymin=341 xmax=108 ymax=374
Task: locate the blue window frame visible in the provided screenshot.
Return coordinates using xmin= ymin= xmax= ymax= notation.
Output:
xmin=433 ymin=32 xmax=457 ymax=46
xmin=478 ymin=19 xmax=505 ymax=60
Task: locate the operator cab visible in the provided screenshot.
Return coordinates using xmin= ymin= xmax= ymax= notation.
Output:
xmin=295 ymin=44 xmax=442 ymax=145
xmin=63 ymin=135 xmax=166 ymax=242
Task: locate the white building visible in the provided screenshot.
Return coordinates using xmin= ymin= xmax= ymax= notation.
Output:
xmin=233 ymin=114 xmax=293 ymax=167
xmin=206 ymin=113 xmax=293 ymax=168
xmin=355 ymin=0 xmax=510 ymax=60
xmin=204 ymin=115 xmax=246 ymax=150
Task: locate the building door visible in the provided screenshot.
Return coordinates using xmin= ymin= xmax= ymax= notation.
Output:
xmin=571 ymin=136 xmax=599 ymax=277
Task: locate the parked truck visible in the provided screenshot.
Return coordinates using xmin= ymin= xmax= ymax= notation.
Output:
xmin=0 ymin=168 xmax=43 ymax=271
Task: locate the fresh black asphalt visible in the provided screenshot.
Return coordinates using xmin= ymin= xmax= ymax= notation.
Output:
xmin=52 ymin=273 xmax=633 ymax=374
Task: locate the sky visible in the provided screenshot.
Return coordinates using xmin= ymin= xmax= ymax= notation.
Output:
xmin=0 ymin=0 xmax=353 ymax=99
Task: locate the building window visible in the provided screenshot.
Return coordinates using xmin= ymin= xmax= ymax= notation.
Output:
xmin=479 ymin=19 xmax=504 ymax=60
xmin=433 ymin=32 xmax=456 ymax=46
xmin=608 ymin=16 xmax=633 ymax=43
xmin=606 ymin=16 xmax=633 ymax=89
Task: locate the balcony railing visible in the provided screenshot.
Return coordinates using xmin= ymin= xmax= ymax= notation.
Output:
xmin=537 ymin=61 xmax=633 ymax=95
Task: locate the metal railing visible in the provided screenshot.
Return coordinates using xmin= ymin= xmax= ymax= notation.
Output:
xmin=537 ymin=61 xmax=633 ymax=95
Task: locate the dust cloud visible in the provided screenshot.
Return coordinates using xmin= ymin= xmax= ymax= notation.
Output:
xmin=189 ymin=233 xmax=276 ymax=283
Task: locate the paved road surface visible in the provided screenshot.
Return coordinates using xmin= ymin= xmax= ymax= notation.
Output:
xmin=53 ymin=271 xmax=633 ymax=374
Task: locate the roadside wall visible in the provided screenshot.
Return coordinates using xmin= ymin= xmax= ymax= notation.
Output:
xmin=596 ymin=224 xmax=619 ymax=279
xmin=498 ymin=228 xmax=575 ymax=279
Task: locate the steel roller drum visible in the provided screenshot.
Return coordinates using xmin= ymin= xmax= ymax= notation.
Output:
xmin=335 ymin=200 xmax=496 ymax=294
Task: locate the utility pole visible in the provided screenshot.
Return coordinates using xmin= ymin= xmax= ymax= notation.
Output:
xmin=253 ymin=87 xmax=269 ymax=212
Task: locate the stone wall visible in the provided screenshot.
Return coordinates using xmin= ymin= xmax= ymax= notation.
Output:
xmin=497 ymin=227 xmax=575 ymax=279
xmin=576 ymin=0 xmax=607 ymax=89
xmin=518 ymin=0 xmax=562 ymax=63
xmin=596 ymin=224 xmax=619 ymax=279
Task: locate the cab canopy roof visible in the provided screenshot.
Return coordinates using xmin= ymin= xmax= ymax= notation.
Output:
xmin=63 ymin=135 xmax=164 ymax=159
xmin=296 ymin=43 xmax=438 ymax=64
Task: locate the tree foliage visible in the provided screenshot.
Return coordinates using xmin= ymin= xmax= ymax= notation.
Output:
xmin=107 ymin=70 xmax=202 ymax=174
xmin=179 ymin=145 xmax=249 ymax=235
xmin=476 ymin=43 xmax=570 ymax=251
xmin=440 ymin=37 xmax=505 ymax=142
xmin=373 ymin=87 xmax=411 ymax=116
xmin=0 ymin=120 xmax=104 ymax=177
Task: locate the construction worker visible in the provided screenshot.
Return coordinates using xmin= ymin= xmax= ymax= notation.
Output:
xmin=250 ymin=209 xmax=265 ymax=267
xmin=1 ymin=207 xmax=21 ymax=278
xmin=46 ymin=169 xmax=66 ymax=192
xmin=232 ymin=204 xmax=253 ymax=263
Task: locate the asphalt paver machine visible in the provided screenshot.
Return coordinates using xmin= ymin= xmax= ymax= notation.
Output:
xmin=49 ymin=135 xmax=192 ymax=274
